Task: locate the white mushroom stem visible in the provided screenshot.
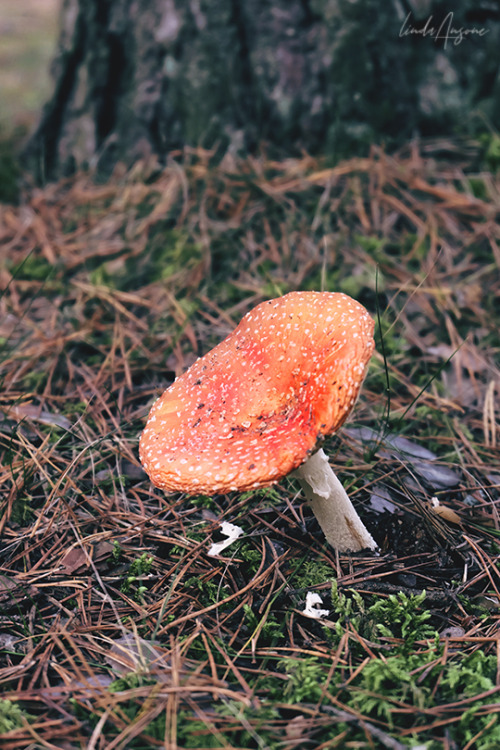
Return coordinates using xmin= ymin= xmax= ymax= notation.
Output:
xmin=293 ymin=448 xmax=377 ymax=552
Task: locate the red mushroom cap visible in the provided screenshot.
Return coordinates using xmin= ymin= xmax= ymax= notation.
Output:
xmin=139 ymin=291 xmax=374 ymax=494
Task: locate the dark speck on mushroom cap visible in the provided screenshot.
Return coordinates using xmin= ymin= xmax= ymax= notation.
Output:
xmin=139 ymin=291 xmax=374 ymax=495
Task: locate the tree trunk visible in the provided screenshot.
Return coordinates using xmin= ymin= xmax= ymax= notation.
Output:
xmin=24 ymin=0 xmax=500 ymax=182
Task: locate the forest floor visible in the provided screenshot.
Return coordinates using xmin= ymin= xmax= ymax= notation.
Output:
xmin=0 ymin=140 xmax=500 ymax=748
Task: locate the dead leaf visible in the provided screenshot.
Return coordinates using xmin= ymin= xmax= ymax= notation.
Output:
xmin=430 ymin=497 xmax=462 ymax=524
xmin=369 ymin=485 xmax=397 ymax=514
xmin=60 ymin=541 xmax=114 ymax=573
xmin=105 ymin=633 xmax=171 ymax=675
xmin=5 ymin=403 xmax=72 ymax=431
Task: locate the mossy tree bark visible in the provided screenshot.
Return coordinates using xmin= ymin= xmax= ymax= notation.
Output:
xmin=24 ymin=0 xmax=500 ymax=182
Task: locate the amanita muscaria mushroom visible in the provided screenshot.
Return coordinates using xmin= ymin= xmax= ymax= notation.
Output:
xmin=139 ymin=291 xmax=376 ymax=552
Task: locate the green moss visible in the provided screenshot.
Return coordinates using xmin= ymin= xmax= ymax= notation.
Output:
xmin=183 ymin=575 xmax=225 ymax=607
xmin=9 ymin=253 xmax=54 ymax=282
xmin=120 ymin=553 xmax=155 ymax=595
xmin=10 ymin=493 xmax=34 ymax=526
xmin=0 ymin=698 xmax=33 ymax=733
xmin=289 ymin=559 xmax=337 ymax=589
xmin=480 ymin=132 xmax=500 ymax=171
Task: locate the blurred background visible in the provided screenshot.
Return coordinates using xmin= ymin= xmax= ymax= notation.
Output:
xmin=1 ymin=0 xmax=499 ymax=188
xmin=0 ymin=0 xmax=58 ymax=130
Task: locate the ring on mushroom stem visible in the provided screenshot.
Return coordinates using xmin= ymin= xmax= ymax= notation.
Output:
xmin=139 ymin=291 xmax=377 ymax=552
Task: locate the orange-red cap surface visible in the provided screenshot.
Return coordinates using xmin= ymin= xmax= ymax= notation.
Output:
xmin=139 ymin=291 xmax=374 ymax=494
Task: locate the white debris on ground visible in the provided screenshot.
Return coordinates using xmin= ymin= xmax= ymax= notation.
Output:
xmin=207 ymin=521 xmax=244 ymax=556
xmin=302 ymin=591 xmax=330 ymax=619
